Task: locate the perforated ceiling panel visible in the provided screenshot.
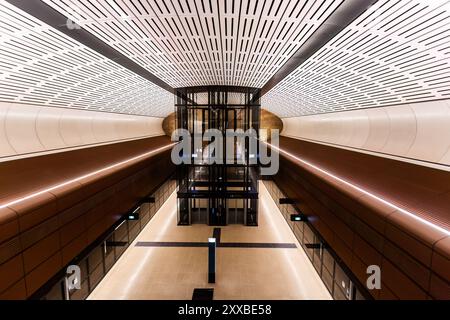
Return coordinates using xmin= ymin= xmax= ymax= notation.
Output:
xmin=263 ymin=0 xmax=450 ymax=118
xmin=41 ymin=0 xmax=343 ymax=88
xmin=194 ymin=91 xmax=250 ymax=105
xmin=0 ymin=1 xmax=173 ymax=117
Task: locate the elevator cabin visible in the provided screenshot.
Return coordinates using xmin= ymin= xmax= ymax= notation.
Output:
xmin=176 ymin=86 xmax=260 ymax=226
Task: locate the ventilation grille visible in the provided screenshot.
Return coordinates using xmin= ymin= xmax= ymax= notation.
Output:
xmin=263 ymin=0 xmax=450 ymax=117
xmin=0 ymin=1 xmax=173 ymax=117
xmin=42 ymin=0 xmax=343 ymax=88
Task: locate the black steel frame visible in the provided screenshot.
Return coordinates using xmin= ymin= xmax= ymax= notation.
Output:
xmin=175 ymin=86 xmax=261 ymax=226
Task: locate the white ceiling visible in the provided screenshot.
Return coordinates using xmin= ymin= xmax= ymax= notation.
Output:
xmin=193 ymin=91 xmax=252 ymax=105
xmin=0 ymin=1 xmax=173 ymax=117
xmin=0 ymin=0 xmax=449 ymax=118
xmin=263 ymin=0 xmax=450 ymax=117
xmin=41 ymin=0 xmax=343 ymax=88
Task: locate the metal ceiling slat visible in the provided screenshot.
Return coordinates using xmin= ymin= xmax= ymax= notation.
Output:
xmin=0 ymin=1 xmax=173 ymax=117
xmin=2 ymin=0 xmax=449 ymax=119
xmin=263 ymin=0 xmax=450 ymax=118
xmin=40 ymin=0 xmax=341 ymax=88
xmin=5 ymin=0 xmax=174 ymax=95
xmin=261 ymin=0 xmax=377 ymax=95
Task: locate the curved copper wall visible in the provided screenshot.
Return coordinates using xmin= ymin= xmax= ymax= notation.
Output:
xmin=260 ymin=109 xmax=284 ymax=141
xmin=0 ymin=136 xmax=175 ymax=299
xmin=272 ymin=137 xmax=450 ymax=300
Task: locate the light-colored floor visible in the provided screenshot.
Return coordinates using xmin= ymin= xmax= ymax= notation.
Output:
xmin=88 ymin=182 xmax=331 ymax=300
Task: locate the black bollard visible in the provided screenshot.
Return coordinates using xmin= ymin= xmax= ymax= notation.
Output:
xmin=208 ymin=238 xmax=216 ymax=283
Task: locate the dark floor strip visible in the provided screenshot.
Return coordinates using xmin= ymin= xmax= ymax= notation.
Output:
xmin=212 ymin=228 xmax=221 ymax=243
xmin=136 ymin=241 xmax=296 ymax=249
xmin=219 ymin=243 xmax=297 ymax=248
xmin=136 ymin=242 xmax=208 ymax=247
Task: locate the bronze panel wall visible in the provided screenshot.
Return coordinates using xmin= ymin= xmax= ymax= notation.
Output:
xmin=0 ymin=136 xmax=175 ymax=299
xmin=273 ymin=137 xmax=449 ymax=299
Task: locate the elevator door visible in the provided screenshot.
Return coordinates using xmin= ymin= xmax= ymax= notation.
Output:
xmin=190 ymin=198 xmax=208 ymax=224
xmin=227 ymin=199 xmax=245 ymax=224
xmin=209 ymin=197 xmax=227 ymax=226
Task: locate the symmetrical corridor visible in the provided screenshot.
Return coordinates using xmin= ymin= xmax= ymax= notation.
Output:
xmin=88 ymin=182 xmax=331 ymax=300
xmin=0 ymin=0 xmax=449 ymax=303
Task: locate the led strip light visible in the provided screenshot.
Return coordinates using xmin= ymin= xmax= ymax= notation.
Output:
xmin=0 ymin=143 xmax=176 ymax=210
xmin=265 ymin=141 xmax=450 ymax=237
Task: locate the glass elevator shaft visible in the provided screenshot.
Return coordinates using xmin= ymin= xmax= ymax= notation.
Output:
xmin=175 ymin=86 xmax=260 ymax=226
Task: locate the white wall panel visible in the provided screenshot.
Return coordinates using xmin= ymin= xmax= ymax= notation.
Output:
xmin=347 ymin=110 xmax=370 ymax=148
xmin=364 ymin=108 xmax=391 ymax=151
xmin=0 ymin=102 xmax=164 ymax=161
xmin=5 ymin=104 xmax=44 ymax=154
xmin=0 ymin=104 xmax=15 ymax=155
xmin=409 ymin=100 xmax=450 ymax=161
xmin=282 ymin=99 xmax=450 ymax=166
xmin=92 ymin=113 xmax=120 ymax=142
xmin=438 ymin=109 xmax=450 ymax=161
xmin=382 ymin=105 xmax=417 ymax=155
xmin=59 ymin=110 xmax=94 ymax=147
xmin=36 ymin=107 xmax=66 ymax=150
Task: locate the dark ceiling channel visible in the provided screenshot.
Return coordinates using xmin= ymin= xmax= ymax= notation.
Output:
xmin=260 ymin=0 xmax=380 ymax=96
xmin=6 ymin=0 xmax=174 ymax=94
